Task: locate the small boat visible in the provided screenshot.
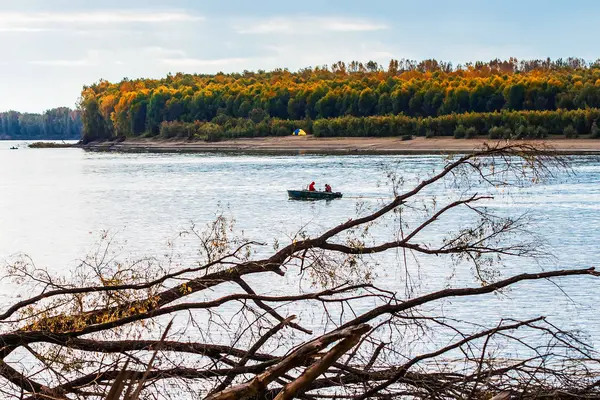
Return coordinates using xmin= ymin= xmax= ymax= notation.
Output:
xmin=9 ymin=146 xmax=18 ymax=150
xmin=287 ymin=190 xmax=343 ymax=201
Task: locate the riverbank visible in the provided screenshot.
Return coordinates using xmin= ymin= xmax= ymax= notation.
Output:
xmin=28 ymin=142 xmax=76 ymax=148
xmin=82 ymin=137 xmax=600 ymax=155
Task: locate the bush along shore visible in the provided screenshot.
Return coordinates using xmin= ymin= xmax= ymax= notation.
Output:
xmin=93 ymin=108 xmax=600 ymax=143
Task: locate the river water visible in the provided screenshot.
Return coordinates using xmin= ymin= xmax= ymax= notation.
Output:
xmin=1 ymin=140 xmax=599 ymax=350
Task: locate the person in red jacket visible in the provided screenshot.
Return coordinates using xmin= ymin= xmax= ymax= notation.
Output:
xmin=308 ymin=182 xmax=316 ymax=191
xmin=325 ymin=184 xmax=332 ymax=192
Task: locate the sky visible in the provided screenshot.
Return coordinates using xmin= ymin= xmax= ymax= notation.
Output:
xmin=1 ymin=0 xmax=599 ymax=112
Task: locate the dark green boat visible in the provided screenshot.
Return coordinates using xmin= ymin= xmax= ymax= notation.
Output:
xmin=287 ymin=190 xmax=343 ymax=201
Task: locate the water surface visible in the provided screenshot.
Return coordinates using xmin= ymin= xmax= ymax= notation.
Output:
xmin=1 ymin=140 xmax=599 ymax=348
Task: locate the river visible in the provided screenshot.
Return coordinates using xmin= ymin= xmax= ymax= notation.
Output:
xmin=1 ymin=140 xmax=599 ymax=348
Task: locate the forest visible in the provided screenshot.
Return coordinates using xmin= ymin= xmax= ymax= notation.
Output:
xmin=79 ymin=57 xmax=600 ymax=143
xmin=0 ymin=108 xmax=83 ymax=141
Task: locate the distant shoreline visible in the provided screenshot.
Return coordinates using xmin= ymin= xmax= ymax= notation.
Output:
xmin=81 ymin=137 xmax=600 ymax=155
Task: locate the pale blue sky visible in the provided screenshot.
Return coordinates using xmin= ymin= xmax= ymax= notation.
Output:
xmin=1 ymin=0 xmax=598 ymax=112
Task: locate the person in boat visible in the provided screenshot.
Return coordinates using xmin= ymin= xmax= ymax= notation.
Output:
xmin=325 ymin=184 xmax=332 ymax=193
xmin=308 ymin=182 xmax=316 ymax=191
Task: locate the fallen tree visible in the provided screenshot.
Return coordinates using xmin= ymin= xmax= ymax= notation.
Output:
xmin=0 ymin=143 xmax=598 ymax=399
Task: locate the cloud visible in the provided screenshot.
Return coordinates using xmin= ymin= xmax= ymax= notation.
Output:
xmin=0 ymin=10 xmax=203 ymax=31
xmin=144 ymin=47 xmax=188 ymax=58
xmin=366 ymin=51 xmax=396 ymax=60
xmin=29 ymin=50 xmax=100 ymax=67
xmin=425 ymin=44 xmax=538 ymax=64
xmin=0 ymin=27 xmax=55 ymax=33
xmin=235 ymin=16 xmax=388 ymax=35
xmin=161 ymin=57 xmax=250 ymax=68
xmin=29 ymin=59 xmax=91 ymax=67
xmin=260 ymin=40 xmax=398 ymax=69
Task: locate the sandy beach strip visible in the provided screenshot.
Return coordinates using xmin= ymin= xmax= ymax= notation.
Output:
xmin=82 ymin=137 xmax=600 ymax=155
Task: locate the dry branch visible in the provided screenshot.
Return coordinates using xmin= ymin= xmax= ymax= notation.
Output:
xmin=0 ymin=143 xmax=596 ymax=400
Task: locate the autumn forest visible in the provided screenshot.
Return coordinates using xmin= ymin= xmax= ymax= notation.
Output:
xmin=18 ymin=58 xmax=600 ymax=142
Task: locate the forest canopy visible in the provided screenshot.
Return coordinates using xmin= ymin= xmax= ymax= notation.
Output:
xmin=78 ymin=57 xmax=600 ymax=143
xmin=0 ymin=108 xmax=82 ymax=141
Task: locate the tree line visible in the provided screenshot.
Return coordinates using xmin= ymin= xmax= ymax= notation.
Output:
xmin=79 ymin=57 xmax=600 ymax=142
xmin=0 ymin=108 xmax=83 ymax=140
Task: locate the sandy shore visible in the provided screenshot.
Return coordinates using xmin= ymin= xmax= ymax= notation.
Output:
xmin=82 ymin=136 xmax=600 ymax=155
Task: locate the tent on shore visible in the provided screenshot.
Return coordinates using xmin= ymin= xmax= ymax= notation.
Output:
xmin=292 ymin=128 xmax=307 ymax=136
